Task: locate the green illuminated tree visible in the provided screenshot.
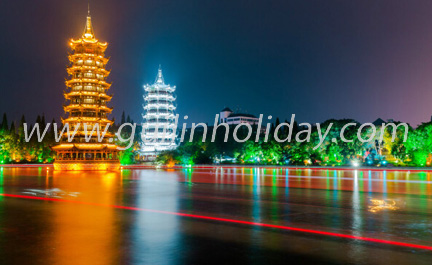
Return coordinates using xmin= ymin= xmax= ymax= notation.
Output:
xmin=404 ymin=122 xmax=432 ymax=166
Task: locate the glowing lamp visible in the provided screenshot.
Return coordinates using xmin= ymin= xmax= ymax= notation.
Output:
xmin=351 ymin=160 xmax=360 ymax=167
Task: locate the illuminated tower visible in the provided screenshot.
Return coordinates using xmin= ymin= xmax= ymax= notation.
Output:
xmin=52 ymin=9 xmax=120 ymax=170
xmin=141 ymin=67 xmax=178 ymax=161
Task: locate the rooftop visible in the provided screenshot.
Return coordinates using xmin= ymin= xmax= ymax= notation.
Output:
xmin=228 ymin=113 xmax=257 ymax=119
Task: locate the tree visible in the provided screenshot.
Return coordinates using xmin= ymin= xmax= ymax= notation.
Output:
xmin=9 ymin=122 xmax=15 ymax=134
xmin=156 ymin=150 xmax=179 ymax=166
xmin=36 ymin=115 xmax=41 ymax=125
xmin=380 ymin=122 xmax=411 ymax=164
xmin=119 ymin=148 xmax=135 ymax=165
xmin=41 ymin=114 xmax=46 ymax=127
xmin=121 ymin=111 xmax=126 ymax=124
xmin=18 ymin=115 xmax=26 ymax=137
xmin=404 ymin=122 xmax=432 ymax=166
xmin=1 ymin=113 xmax=8 ymax=132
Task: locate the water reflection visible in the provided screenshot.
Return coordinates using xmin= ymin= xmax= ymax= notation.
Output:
xmin=0 ymin=167 xmax=432 ymax=264
xmin=182 ymin=167 xmax=432 ymax=196
xmin=368 ymin=199 xmax=399 ymax=213
xmin=130 ymin=170 xmax=181 ymax=264
xmin=49 ymin=171 xmax=120 ymax=264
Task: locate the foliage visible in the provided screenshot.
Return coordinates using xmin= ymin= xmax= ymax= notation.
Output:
xmin=1 ymin=112 xmax=431 ymax=167
xmin=0 ymin=114 xmax=56 ymax=163
xmin=404 ymin=123 xmax=432 ymax=166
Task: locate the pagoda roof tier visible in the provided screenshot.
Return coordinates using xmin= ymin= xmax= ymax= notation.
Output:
xmin=67 ymin=66 xmax=110 ymax=75
xmin=66 ymin=12 xmax=109 ymax=50
xmin=144 ymin=86 xmax=176 ymax=93
xmin=144 ymin=94 xmax=175 ymax=101
xmin=68 ymin=54 xmax=109 ymax=64
xmin=69 ymin=39 xmax=108 ymax=51
xmin=66 ymin=79 xmax=112 ymax=88
xmin=143 ymin=122 xmax=177 ymax=127
xmin=61 ymin=131 xmax=114 ymax=137
xmin=64 ymin=104 xmax=113 ymax=113
xmin=52 ymin=143 xmax=118 ymax=151
xmin=143 ymin=104 xmax=176 ymax=110
xmin=65 ymin=91 xmax=112 ymax=100
xmin=142 ymin=113 xmax=176 ymax=119
xmin=62 ymin=117 xmax=113 ymax=125
xmin=142 ymin=132 xmax=176 ymax=137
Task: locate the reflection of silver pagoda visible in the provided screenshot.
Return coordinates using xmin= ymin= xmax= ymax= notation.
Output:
xmin=141 ymin=67 xmax=178 ymax=160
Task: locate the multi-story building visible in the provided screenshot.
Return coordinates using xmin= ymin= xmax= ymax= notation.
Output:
xmin=141 ymin=67 xmax=178 ymax=161
xmin=52 ymin=9 xmax=120 ymax=170
xmin=219 ymin=107 xmax=260 ymax=125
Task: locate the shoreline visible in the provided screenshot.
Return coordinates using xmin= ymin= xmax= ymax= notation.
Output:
xmin=2 ymin=163 xmax=432 ymax=172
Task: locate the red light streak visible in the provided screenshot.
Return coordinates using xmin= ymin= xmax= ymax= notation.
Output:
xmin=1 ymin=193 xmax=432 ymax=251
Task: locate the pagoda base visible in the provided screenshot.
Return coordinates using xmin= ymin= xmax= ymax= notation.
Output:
xmin=53 ymin=160 xmax=120 ymax=171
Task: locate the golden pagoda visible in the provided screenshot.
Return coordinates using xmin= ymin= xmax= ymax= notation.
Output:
xmin=52 ymin=9 xmax=120 ymax=171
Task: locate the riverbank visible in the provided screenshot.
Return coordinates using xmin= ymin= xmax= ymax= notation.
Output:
xmin=2 ymin=163 xmax=432 ymax=172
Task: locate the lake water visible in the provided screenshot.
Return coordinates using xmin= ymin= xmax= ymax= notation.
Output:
xmin=0 ymin=166 xmax=431 ymax=264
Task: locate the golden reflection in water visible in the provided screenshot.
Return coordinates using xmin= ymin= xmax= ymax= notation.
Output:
xmin=368 ymin=199 xmax=399 ymax=213
xmin=49 ymin=171 xmax=122 ymax=265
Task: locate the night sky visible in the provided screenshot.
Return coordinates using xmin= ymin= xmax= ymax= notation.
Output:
xmin=2 ymin=0 xmax=432 ymax=126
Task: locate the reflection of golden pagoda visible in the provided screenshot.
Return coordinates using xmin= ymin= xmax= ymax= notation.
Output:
xmin=52 ymin=8 xmax=120 ymax=171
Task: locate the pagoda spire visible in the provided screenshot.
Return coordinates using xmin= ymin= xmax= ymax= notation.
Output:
xmin=156 ymin=65 xmax=165 ymax=84
xmin=83 ymin=4 xmax=95 ymax=39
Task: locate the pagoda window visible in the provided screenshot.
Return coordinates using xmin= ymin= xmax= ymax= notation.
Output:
xmin=76 ymin=60 xmax=83 ymax=65
xmin=84 ymin=72 xmax=95 ymax=78
xmin=83 ymin=111 xmax=96 ymax=117
xmin=83 ymin=98 xmax=95 ymax=104
xmin=85 ymin=153 xmax=94 ymax=160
